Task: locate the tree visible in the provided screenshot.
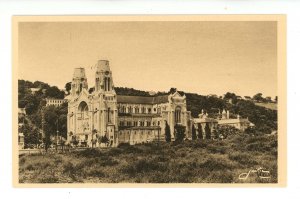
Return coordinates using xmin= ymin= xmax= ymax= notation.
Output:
xmin=174 ymin=124 xmax=186 ymax=142
xmin=253 ymin=93 xmax=264 ymax=102
xmin=70 ymin=136 xmax=79 ymax=147
xmin=191 ymin=124 xmax=197 ymax=140
xmin=100 ymin=135 xmax=109 ymax=146
xmin=21 ymin=123 xmax=40 ymax=148
xmin=245 ymin=126 xmax=256 ymax=135
xmin=265 ymin=96 xmax=272 ymax=103
xmin=65 ymin=82 xmax=72 ymax=95
xmin=164 ymin=121 xmax=171 ymax=142
xmin=205 ymin=123 xmax=211 ymax=139
xmin=169 ymin=88 xmax=177 ymax=94
xmin=198 ymin=124 xmax=203 ymax=140
xmin=33 ymin=81 xmax=50 ymax=90
xmin=45 ymin=86 xmax=65 ymax=99
xmin=91 ymin=129 xmax=97 ymax=148
xmin=224 ymin=92 xmax=238 ymax=104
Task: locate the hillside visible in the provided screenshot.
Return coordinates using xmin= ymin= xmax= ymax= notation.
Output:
xmin=255 ymin=102 xmax=277 ymax=111
xmin=18 ymin=79 xmax=278 ymax=148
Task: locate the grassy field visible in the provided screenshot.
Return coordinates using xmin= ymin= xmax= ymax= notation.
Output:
xmin=19 ymin=133 xmax=277 ymax=183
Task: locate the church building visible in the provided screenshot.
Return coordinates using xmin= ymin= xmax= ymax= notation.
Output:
xmin=66 ymin=60 xmax=192 ymax=147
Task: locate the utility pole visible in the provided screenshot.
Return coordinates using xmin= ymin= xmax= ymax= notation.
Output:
xmin=158 ymin=127 xmax=160 ymax=146
xmin=56 ymin=118 xmax=59 ymax=152
xmin=41 ymin=107 xmax=46 ymax=151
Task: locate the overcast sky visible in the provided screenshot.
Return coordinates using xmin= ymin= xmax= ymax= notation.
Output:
xmin=18 ymin=21 xmax=277 ymax=98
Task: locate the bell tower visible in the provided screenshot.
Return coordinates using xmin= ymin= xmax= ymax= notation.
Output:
xmin=94 ymin=60 xmax=118 ymax=146
xmin=95 ymin=60 xmax=115 ymax=93
xmin=71 ymin=67 xmax=88 ymax=96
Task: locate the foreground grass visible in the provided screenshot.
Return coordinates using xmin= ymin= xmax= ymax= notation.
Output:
xmin=19 ymin=134 xmax=277 ymax=183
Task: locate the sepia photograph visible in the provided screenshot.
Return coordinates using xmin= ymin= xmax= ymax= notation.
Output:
xmin=12 ymin=15 xmax=286 ymax=187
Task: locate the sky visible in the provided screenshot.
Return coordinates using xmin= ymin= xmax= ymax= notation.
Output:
xmin=18 ymin=21 xmax=277 ymax=98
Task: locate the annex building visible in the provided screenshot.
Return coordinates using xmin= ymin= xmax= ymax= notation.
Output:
xmin=66 ymin=60 xmax=192 ymax=147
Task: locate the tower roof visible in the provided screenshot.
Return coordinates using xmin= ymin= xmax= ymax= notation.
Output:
xmin=96 ymin=60 xmax=110 ymax=72
xmin=73 ymin=67 xmax=86 ymax=79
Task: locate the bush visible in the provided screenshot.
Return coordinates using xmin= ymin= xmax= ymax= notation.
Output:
xmin=207 ymin=145 xmax=227 ymax=154
xmin=63 ymin=162 xmax=75 ymax=174
xmin=19 ymin=132 xmax=278 ymax=183
xmin=86 ymin=169 xmax=106 ymax=178
xmin=229 ymin=152 xmax=258 ymax=166
xmin=37 ymin=175 xmax=59 ymax=183
xmin=118 ymin=143 xmax=130 ymax=148
xmin=174 ymin=124 xmax=186 ymax=142
xmin=74 ymin=148 xmax=102 ymax=158
xmin=199 ymin=157 xmax=236 ymax=171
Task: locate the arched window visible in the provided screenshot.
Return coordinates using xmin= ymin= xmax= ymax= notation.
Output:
xmin=175 ymin=106 xmax=181 ymax=124
xmin=128 ymin=106 xmax=132 ymax=113
xmin=96 ymin=78 xmax=99 ymax=90
xmin=141 ymin=107 xmax=145 ymax=114
xmin=104 ymin=77 xmax=107 ymax=91
xmin=107 ymin=108 xmax=111 ymax=123
xmin=157 ymin=107 xmax=161 ymax=114
xmin=108 ymin=77 xmax=110 ymax=91
xmin=135 ymin=107 xmax=139 ymax=113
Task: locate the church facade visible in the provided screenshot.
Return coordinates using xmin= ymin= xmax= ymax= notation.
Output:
xmin=66 ymin=60 xmax=192 ymax=147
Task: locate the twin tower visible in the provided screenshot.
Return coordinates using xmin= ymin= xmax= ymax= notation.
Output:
xmin=67 ymin=60 xmax=118 ymax=147
xmin=71 ymin=60 xmax=115 ymax=96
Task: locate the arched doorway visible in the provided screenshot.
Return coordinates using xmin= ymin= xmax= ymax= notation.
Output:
xmin=175 ymin=106 xmax=181 ymax=124
xmin=77 ymin=101 xmax=90 ymax=134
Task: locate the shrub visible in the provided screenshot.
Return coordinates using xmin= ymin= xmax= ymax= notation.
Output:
xmin=174 ymin=124 xmax=186 ymax=142
xmin=118 ymin=142 xmax=130 ymax=148
xmin=229 ymin=152 xmax=258 ymax=166
xmin=199 ymin=157 xmax=236 ymax=171
xmin=37 ymin=175 xmax=59 ymax=183
xmin=86 ymin=169 xmax=106 ymax=178
xmin=165 ymin=121 xmax=171 ymax=142
xmin=207 ymin=145 xmax=227 ymax=154
xmin=19 ymin=157 xmax=26 ymax=164
xmin=74 ymin=148 xmax=102 ymax=158
xmin=63 ymin=162 xmax=75 ymax=174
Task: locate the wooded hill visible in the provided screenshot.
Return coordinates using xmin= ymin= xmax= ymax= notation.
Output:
xmin=18 ymin=80 xmax=277 ymax=146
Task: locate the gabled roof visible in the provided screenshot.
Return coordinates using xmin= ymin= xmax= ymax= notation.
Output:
xmin=153 ymin=95 xmax=169 ymax=104
xmin=116 ymin=94 xmax=169 ymax=105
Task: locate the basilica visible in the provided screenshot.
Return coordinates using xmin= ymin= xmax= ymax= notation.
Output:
xmin=66 ymin=60 xmax=192 ymax=147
